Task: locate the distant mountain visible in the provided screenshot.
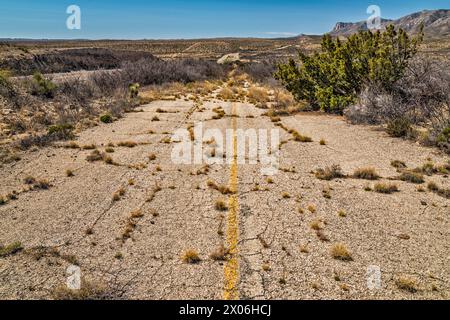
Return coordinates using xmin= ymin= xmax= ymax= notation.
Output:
xmin=329 ymin=9 xmax=450 ymax=38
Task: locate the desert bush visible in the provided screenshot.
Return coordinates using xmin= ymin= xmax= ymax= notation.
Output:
xmin=386 ymin=118 xmax=414 ymax=138
xmin=100 ymin=113 xmax=113 ymax=124
xmin=128 ymin=83 xmax=140 ymax=98
xmin=121 ymin=58 xmax=227 ymax=87
xmin=315 ymin=165 xmax=344 ymax=180
xmin=276 ymin=26 xmax=423 ymax=113
xmin=248 ymin=86 xmax=269 ymax=103
xmin=238 ymin=60 xmax=278 ymax=83
xmin=30 ymin=72 xmax=57 ymax=98
xmin=353 ymin=167 xmax=380 ymax=180
xmin=57 ymin=77 xmax=95 ymax=106
xmin=347 ymin=56 xmax=450 ymax=126
xmin=0 ymin=69 xmax=18 ymax=104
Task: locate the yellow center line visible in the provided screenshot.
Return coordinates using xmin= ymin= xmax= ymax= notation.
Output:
xmin=224 ymin=102 xmax=240 ymax=300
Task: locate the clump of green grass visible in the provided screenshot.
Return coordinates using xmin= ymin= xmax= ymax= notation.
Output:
xmin=315 ymin=165 xmax=344 ymax=181
xmin=352 ymin=167 xmax=380 ymax=180
xmin=0 ymin=242 xmax=23 ymax=257
xmin=182 ymin=249 xmax=201 ymax=264
xmin=99 ymin=113 xmax=113 ymax=124
xmin=374 ymin=183 xmax=399 ymax=194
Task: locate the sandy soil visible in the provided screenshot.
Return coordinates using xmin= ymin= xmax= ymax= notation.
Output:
xmin=0 ymin=95 xmax=449 ymax=300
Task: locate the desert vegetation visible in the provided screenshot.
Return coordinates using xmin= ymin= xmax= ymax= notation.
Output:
xmin=276 ymin=26 xmax=450 ymax=153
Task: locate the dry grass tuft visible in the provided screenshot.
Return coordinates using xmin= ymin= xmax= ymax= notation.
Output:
xmin=282 ymin=192 xmax=291 ymax=199
xmin=66 ymin=169 xmax=74 ymax=177
xmin=209 ymin=244 xmax=229 ymax=261
xmin=353 ymin=167 xmax=380 ymax=180
xmin=182 ymin=249 xmax=201 ymax=264
xmin=215 ymin=199 xmax=228 ymax=211
xmin=64 ymin=141 xmax=80 ymax=149
xmin=338 ymin=210 xmax=347 ymax=218
xmin=320 ymin=139 xmax=326 ymax=145
xmin=391 ymin=160 xmax=407 ymax=169
xmin=292 ymin=131 xmax=313 ymax=142
xmin=247 ymin=86 xmax=269 ymax=103
xmin=307 ymin=204 xmax=317 ymax=213
xmin=397 ymin=170 xmax=425 ymax=184
xmin=117 ymin=141 xmax=137 ymax=148
xmin=374 ymin=183 xmax=399 ymax=194
xmin=82 ymin=144 xmax=97 ymax=150
xmin=0 ymin=241 xmax=23 ymax=257
xmin=331 ymin=243 xmax=353 ymax=261
xmin=310 ymin=220 xmax=323 ymax=231
xmin=299 ymin=244 xmax=309 ymax=253
xmin=218 ymin=87 xmax=234 ymax=101
xmin=52 ymin=278 xmax=109 ymax=300
xmin=395 ymin=276 xmax=418 ymax=293
xmin=316 ymin=230 xmax=330 ymax=242
xmin=315 ymin=165 xmax=344 ymax=181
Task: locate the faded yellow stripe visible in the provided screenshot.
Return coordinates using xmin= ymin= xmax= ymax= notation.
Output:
xmin=224 ymin=103 xmax=240 ymax=300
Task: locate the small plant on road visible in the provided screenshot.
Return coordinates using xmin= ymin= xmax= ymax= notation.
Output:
xmin=182 ymin=249 xmax=201 ymax=264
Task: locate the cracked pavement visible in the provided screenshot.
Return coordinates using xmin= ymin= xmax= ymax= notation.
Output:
xmin=0 ymin=92 xmax=449 ymax=300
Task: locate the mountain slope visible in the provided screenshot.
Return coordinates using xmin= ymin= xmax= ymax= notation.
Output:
xmin=330 ymin=9 xmax=450 ymax=38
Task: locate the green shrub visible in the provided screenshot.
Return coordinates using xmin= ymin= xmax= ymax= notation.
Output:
xmin=48 ymin=124 xmax=74 ymax=140
xmin=100 ymin=113 xmax=113 ymax=124
xmin=128 ymin=83 xmax=140 ymax=99
xmin=31 ymin=72 xmax=57 ymax=98
xmin=386 ymin=118 xmax=412 ymax=138
xmin=275 ymin=25 xmax=423 ymax=113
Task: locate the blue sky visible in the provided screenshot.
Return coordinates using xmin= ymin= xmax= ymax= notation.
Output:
xmin=0 ymin=0 xmax=448 ymax=39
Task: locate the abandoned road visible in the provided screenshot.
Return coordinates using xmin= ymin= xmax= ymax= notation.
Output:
xmin=0 ymin=90 xmax=449 ymax=300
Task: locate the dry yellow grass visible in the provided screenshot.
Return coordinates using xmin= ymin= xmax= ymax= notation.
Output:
xmin=182 ymin=249 xmax=201 ymax=264
xmin=331 ymin=243 xmax=353 ymax=261
xmin=353 ymin=167 xmax=380 ymax=180
xmin=247 ymin=86 xmax=269 ymax=103
xmin=395 ymin=276 xmax=418 ymax=293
